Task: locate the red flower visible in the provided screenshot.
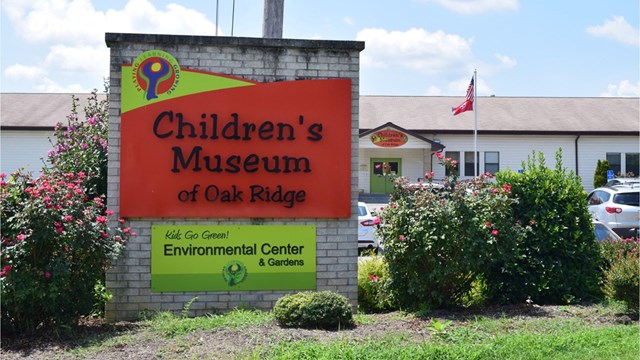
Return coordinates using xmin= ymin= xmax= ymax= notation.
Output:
xmin=0 ymin=265 xmax=11 ymax=276
xmin=96 ymin=216 xmax=107 ymax=224
xmin=502 ymin=184 xmax=512 ymax=193
xmin=485 ymin=221 xmax=492 ymax=227
xmin=492 ymin=229 xmax=499 ymax=236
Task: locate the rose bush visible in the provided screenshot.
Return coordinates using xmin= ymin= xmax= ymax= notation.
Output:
xmin=45 ymin=89 xmax=109 ymax=198
xmin=377 ymin=156 xmax=527 ymax=310
xmin=0 ymin=171 xmax=131 ymax=333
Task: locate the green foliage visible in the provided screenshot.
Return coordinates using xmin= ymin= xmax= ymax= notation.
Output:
xmin=594 ymin=159 xmax=610 ymax=188
xmin=493 ymin=150 xmax=603 ymax=304
xmin=273 ymin=291 xmax=354 ymax=329
xmin=0 ymin=87 xmax=133 ymax=334
xmin=45 ymin=88 xmax=109 ymax=198
xmin=377 ymin=159 xmax=526 ymax=310
xmin=357 ymin=256 xmax=394 ymax=313
xmin=0 ymin=171 xmax=131 ymax=334
xmin=601 ymin=239 xmax=639 ymax=313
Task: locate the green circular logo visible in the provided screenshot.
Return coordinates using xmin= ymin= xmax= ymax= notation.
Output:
xmin=222 ymin=260 xmax=247 ymax=286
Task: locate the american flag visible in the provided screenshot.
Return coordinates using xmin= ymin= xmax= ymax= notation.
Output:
xmin=452 ymin=77 xmax=474 ymax=116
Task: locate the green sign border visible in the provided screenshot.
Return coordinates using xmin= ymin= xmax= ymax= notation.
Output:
xmin=151 ymin=225 xmax=316 ymax=292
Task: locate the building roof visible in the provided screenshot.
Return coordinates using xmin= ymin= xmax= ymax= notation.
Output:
xmin=1 ymin=93 xmax=107 ymax=129
xmin=2 ymin=93 xmax=638 ymax=135
xmin=360 ymin=96 xmax=640 ymax=135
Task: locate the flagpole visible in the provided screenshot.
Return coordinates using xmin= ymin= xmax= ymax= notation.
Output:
xmin=473 ymin=69 xmax=478 ymax=177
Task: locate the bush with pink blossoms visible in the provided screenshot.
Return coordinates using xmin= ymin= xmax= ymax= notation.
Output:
xmin=0 ymin=170 xmax=131 ymax=334
xmin=45 ymin=89 xmax=109 ymax=198
xmin=377 ymin=156 xmax=527 ymax=310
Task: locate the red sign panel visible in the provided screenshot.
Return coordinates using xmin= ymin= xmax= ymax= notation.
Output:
xmin=370 ymin=129 xmax=408 ymax=147
xmin=119 ymin=51 xmax=351 ymax=218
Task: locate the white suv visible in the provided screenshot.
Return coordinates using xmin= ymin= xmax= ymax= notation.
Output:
xmin=357 ymin=202 xmax=380 ymax=251
xmin=587 ymin=186 xmax=639 ymax=238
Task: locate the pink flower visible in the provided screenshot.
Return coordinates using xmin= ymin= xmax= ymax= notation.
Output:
xmin=502 ymin=184 xmax=512 ymax=192
xmin=96 ymin=216 xmax=107 ymax=224
xmin=451 ymin=160 xmax=458 ymax=166
xmin=45 ymin=272 xmax=51 ymax=279
xmin=425 ymin=172 xmax=435 ymax=180
xmin=435 ymin=152 xmax=444 ymax=159
xmin=64 ymin=215 xmax=73 ymax=222
xmin=56 ymin=227 xmax=64 ymax=234
xmin=16 ymin=234 xmax=26 ymax=241
xmin=131 ymin=232 xmax=138 ymax=236
xmin=0 ymin=265 xmax=11 ymax=276
xmin=399 ymin=235 xmax=406 ymax=241
xmin=0 ymin=173 xmax=5 ymax=179
xmin=485 ymin=222 xmax=492 ymax=227
xmin=105 ymin=210 xmax=114 ymax=215
xmin=492 ymin=229 xmax=499 ymax=236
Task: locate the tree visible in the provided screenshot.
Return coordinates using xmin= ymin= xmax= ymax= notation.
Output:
xmin=594 ymin=159 xmax=610 ymax=188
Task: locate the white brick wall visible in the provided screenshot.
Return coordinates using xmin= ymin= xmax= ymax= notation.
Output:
xmin=105 ymin=34 xmax=364 ymax=321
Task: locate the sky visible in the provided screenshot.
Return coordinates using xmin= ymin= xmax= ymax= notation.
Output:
xmin=1 ymin=0 xmax=639 ymax=97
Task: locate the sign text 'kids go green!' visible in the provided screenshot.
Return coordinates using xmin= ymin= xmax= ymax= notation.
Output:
xmin=151 ymin=225 xmax=316 ymax=292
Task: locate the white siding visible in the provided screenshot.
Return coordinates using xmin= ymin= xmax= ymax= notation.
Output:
xmin=1 ymin=130 xmax=52 ymax=176
xmin=432 ymin=135 xmax=577 ymax=181
xmin=578 ymin=135 xmax=639 ymax=192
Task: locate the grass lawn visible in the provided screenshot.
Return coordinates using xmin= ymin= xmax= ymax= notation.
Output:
xmin=1 ymin=302 xmax=638 ymax=359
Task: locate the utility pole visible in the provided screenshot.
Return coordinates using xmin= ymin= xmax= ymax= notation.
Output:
xmin=262 ymin=0 xmax=284 ymax=38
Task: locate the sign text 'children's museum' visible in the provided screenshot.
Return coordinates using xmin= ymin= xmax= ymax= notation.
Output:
xmin=120 ymin=50 xmax=351 ymax=218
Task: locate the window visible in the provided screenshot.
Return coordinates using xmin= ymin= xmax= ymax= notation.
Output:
xmin=625 ymin=153 xmax=639 ymax=177
xmin=464 ymin=152 xmax=479 ymax=176
xmin=606 ymin=153 xmax=621 ymax=175
xmin=444 ymin=151 xmax=459 ymax=176
xmin=587 ymin=190 xmax=610 ymax=205
xmin=484 ymin=152 xmax=499 ymax=175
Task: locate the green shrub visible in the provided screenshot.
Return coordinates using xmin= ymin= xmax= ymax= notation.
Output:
xmin=493 ymin=150 xmax=603 ymax=304
xmin=593 ymin=159 xmax=610 ymax=189
xmin=273 ymin=291 xmax=353 ymax=329
xmin=45 ymin=89 xmax=109 ymax=198
xmin=0 ymin=171 xmax=131 ymax=334
xmin=600 ymin=238 xmax=639 ymax=313
xmin=378 ymin=155 xmax=526 ymax=310
xmin=603 ymin=255 xmax=639 ymax=314
xmin=358 ymin=256 xmax=394 ymax=313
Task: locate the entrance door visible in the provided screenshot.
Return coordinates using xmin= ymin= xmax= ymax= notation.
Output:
xmin=370 ymin=158 xmax=401 ymax=194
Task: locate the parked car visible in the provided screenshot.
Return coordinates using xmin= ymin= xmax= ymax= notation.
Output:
xmin=358 ymin=202 xmax=380 ymax=251
xmin=587 ymin=186 xmax=640 ymax=238
xmin=592 ymin=220 xmax=622 ymax=242
xmin=605 ymin=178 xmax=640 ymax=188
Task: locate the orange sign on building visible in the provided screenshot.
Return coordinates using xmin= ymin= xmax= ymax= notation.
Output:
xmin=370 ymin=129 xmax=409 ymax=147
xmin=119 ymin=50 xmax=351 ymax=218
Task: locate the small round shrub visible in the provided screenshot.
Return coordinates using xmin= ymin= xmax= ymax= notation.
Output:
xmin=358 ymin=256 xmax=393 ymax=313
xmin=273 ymin=291 xmax=353 ymax=329
xmin=601 ymin=239 xmax=639 ymax=314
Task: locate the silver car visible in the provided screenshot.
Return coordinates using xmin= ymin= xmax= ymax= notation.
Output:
xmin=587 ymin=186 xmax=639 ymax=238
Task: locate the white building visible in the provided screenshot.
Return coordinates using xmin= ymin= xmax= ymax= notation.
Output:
xmin=2 ymin=93 xmax=638 ymax=193
xmin=359 ymin=96 xmax=639 ymax=193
